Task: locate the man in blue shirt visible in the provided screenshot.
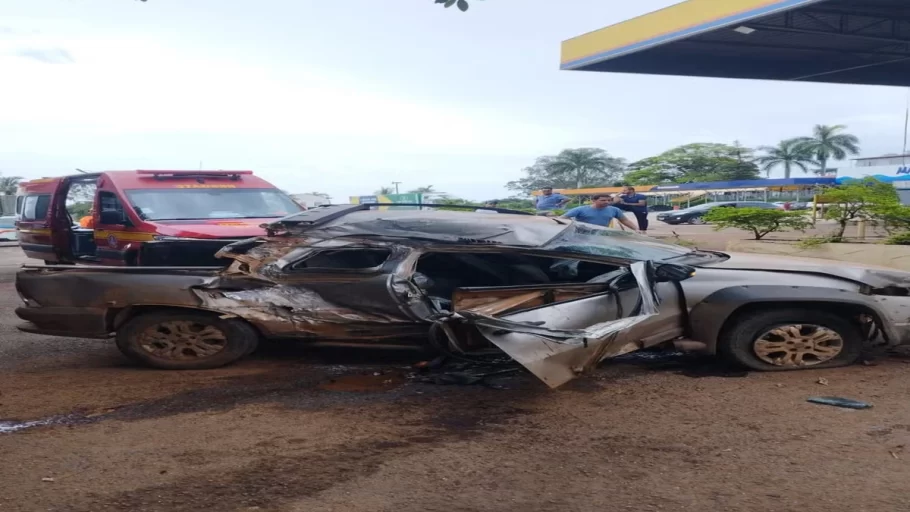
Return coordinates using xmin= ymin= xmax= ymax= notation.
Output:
xmin=615 ymin=186 xmax=649 ymax=234
xmin=535 ymin=187 xmax=571 ymax=212
xmin=561 ymin=194 xmax=638 ymax=230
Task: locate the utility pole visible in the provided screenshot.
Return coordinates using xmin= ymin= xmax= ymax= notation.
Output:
xmin=392 ymin=181 xmax=401 ymax=194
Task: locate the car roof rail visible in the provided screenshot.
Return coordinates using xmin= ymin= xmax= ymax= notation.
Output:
xmin=264 ymin=203 xmax=534 ymax=235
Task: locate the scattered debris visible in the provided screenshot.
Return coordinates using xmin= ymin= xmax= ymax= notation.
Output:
xmin=807 ymin=397 xmax=873 ymax=410
xmin=41 ymin=478 xmax=55 ymax=483
xmin=817 ymin=377 xmax=829 ymax=386
xmin=890 ymin=451 xmax=900 ymax=460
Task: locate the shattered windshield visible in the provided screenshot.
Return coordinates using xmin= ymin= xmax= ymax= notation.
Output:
xmin=544 ymin=223 xmax=693 ymax=261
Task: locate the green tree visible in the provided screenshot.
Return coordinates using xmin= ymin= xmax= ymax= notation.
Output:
xmin=731 ymin=140 xmax=755 ymax=163
xmin=755 ymin=138 xmax=818 ymax=179
xmin=507 ymin=148 xmax=625 ymax=194
xmin=626 ymin=143 xmax=761 ymax=185
xmin=433 ymin=0 xmax=472 ymax=11
xmin=704 ymin=207 xmax=811 ymax=240
xmin=409 ymin=185 xmax=438 ymax=194
xmin=795 ymin=125 xmax=860 ymax=175
xmin=374 ymin=186 xmax=395 ymax=195
xmin=0 ymin=175 xmax=23 ymax=195
xmin=820 ymin=178 xmax=898 ymax=240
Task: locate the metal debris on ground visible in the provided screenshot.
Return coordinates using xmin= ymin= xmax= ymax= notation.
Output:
xmin=807 ymin=397 xmax=873 ymax=410
xmin=411 ymin=356 xmax=523 ymax=387
xmin=817 ymin=377 xmax=829 ymax=386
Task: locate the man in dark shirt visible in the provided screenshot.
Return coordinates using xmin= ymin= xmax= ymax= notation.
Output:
xmin=616 ymin=186 xmax=649 ymax=234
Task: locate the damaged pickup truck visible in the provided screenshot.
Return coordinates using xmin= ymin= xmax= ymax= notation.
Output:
xmin=15 ymin=204 xmax=910 ymax=388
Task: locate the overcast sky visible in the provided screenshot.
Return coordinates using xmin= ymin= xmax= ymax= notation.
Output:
xmin=1 ymin=0 xmax=908 ymax=201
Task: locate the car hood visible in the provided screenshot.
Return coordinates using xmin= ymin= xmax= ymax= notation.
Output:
xmin=698 ymin=251 xmax=910 ymax=288
xmin=152 ymin=219 xmax=274 ymax=238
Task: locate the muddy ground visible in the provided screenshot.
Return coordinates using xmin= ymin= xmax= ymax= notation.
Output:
xmin=3 ymin=237 xmax=910 ymax=512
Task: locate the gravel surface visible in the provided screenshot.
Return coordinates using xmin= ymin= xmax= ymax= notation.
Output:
xmin=3 ymin=244 xmax=910 ymax=512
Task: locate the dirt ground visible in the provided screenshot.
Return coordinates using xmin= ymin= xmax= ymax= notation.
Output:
xmin=3 ymin=237 xmax=910 ymax=512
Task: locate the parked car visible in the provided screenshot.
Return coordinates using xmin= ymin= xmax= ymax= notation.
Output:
xmin=773 ymin=201 xmax=809 ymax=211
xmin=15 ymin=205 xmax=910 ymax=388
xmin=0 ymin=216 xmax=17 ymax=241
xmin=647 ymin=204 xmax=674 ymax=213
xmin=656 ymin=201 xmax=781 ymax=225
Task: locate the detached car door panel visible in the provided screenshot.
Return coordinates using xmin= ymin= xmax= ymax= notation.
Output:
xmin=452 ymin=262 xmax=687 ymax=388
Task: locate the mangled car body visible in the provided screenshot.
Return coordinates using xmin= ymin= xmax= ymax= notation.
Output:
xmin=15 ymin=205 xmax=910 ymax=387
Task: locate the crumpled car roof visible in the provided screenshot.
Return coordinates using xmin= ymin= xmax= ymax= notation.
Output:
xmin=301 ymin=210 xmax=573 ymax=247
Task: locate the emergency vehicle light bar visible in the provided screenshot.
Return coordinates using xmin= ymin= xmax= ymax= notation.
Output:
xmin=136 ymin=170 xmax=253 ymax=181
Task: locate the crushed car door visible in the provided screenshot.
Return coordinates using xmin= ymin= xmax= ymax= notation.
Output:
xmin=448 ymin=262 xmax=683 ymax=388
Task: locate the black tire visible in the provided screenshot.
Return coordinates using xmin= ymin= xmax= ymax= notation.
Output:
xmin=718 ymin=308 xmax=864 ymax=371
xmin=116 ymin=311 xmax=260 ymax=370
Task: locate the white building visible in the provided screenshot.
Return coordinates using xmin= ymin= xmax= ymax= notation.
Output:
xmin=836 ymin=154 xmax=910 ymax=180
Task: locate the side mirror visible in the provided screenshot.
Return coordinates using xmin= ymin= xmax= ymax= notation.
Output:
xmin=99 ymin=210 xmax=126 ymax=226
xmin=654 ymin=263 xmax=696 ymax=283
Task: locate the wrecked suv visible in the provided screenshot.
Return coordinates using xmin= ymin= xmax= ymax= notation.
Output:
xmin=15 ymin=205 xmax=910 ymax=388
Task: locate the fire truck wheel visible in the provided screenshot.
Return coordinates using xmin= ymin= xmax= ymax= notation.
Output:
xmin=116 ymin=311 xmax=260 ymax=370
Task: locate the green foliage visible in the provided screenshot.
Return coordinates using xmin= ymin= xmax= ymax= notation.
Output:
xmin=0 ymin=175 xmax=22 ymax=195
xmin=374 ymin=186 xmax=395 ymax=195
xmin=506 ymin=148 xmax=626 ymax=194
xmin=703 ymin=207 xmax=811 ymax=240
xmin=797 ymin=236 xmax=838 ymax=249
xmin=755 ymin=138 xmax=818 ymax=179
xmin=626 ymin=143 xmax=762 ymax=185
xmin=67 ymin=201 xmax=92 ymax=219
xmin=794 ymin=124 xmax=860 ymax=175
xmin=408 ymin=185 xmax=438 ymax=194
xmin=885 ymin=232 xmax=910 ymax=245
xmin=435 ymin=0 xmax=472 ymax=12
xmin=820 ymin=179 xmax=898 ymax=240
xmin=868 ymin=202 xmax=910 ymax=234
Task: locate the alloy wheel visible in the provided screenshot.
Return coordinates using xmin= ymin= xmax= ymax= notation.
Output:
xmin=137 ymin=320 xmax=228 ymax=360
xmin=752 ymin=324 xmax=844 ymax=367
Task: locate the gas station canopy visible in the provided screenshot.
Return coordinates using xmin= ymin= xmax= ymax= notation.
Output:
xmin=560 ymin=0 xmax=910 ymax=86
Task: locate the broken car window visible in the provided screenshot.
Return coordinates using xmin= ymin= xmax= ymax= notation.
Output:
xmin=545 ymin=223 xmax=693 ymax=262
xmin=413 ymin=251 xmax=621 ymax=308
xmin=292 ymin=249 xmax=392 ymax=270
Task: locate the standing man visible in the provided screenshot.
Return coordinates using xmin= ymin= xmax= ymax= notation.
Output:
xmin=561 ymin=194 xmax=638 ymax=230
xmin=616 ymin=186 xmax=649 ymax=235
xmin=535 ymin=187 xmax=571 ymax=214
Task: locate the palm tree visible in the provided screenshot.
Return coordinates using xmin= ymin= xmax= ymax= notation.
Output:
xmin=755 ymin=139 xmax=818 ymax=179
xmin=374 ymin=186 xmax=395 ymax=195
xmin=544 ymin=148 xmax=625 ymax=189
xmin=408 ymin=185 xmax=437 ymax=194
xmin=795 ymin=125 xmax=860 ymax=175
xmin=0 ymin=175 xmax=22 ymax=195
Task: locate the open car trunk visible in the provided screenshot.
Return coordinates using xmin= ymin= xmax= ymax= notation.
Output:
xmin=432 ymin=262 xmax=665 ymax=388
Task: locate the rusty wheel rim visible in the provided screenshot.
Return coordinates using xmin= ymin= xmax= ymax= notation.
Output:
xmin=753 ymin=324 xmax=843 ymax=367
xmin=137 ymin=321 xmax=228 ymax=360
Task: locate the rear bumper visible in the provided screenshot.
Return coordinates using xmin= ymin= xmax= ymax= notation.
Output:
xmin=15 ymin=307 xmax=111 ymax=338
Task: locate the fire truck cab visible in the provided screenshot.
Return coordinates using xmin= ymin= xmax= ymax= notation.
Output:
xmin=16 ymin=170 xmax=302 ymax=266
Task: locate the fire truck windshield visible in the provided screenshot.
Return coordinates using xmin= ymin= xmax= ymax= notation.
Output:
xmin=125 ymin=188 xmax=303 ymax=221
